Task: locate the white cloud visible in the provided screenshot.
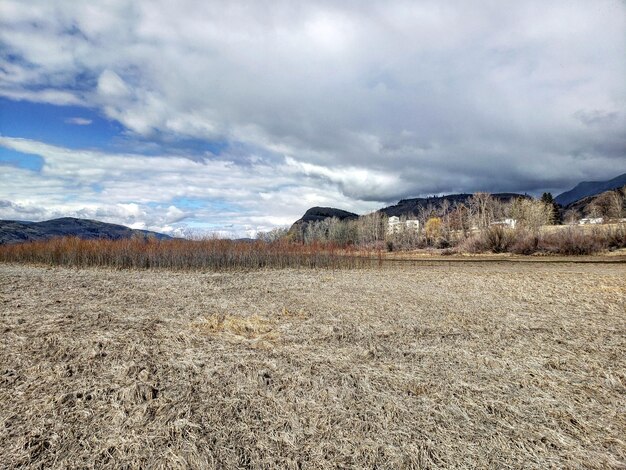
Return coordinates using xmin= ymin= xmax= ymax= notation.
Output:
xmin=283 ymin=156 xmax=408 ymax=201
xmin=65 ymin=117 xmax=93 ymax=126
xmin=97 ymin=70 xmax=131 ymax=99
xmin=0 ymin=88 xmax=84 ymax=106
xmin=0 ymin=136 xmax=383 ymax=235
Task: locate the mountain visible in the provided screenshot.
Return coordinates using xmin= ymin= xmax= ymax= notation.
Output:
xmin=292 ymin=207 xmax=359 ymax=225
xmin=287 ymin=207 xmax=359 ymax=237
xmin=559 ymin=186 xmax=626 ymax=219
xmin=0 ymin=217 xmax=171 ymax=245
xmin=379 ymin=193 xmax=527 ymax=218
xmin=555 ymin=173 xmax=626 ymax=207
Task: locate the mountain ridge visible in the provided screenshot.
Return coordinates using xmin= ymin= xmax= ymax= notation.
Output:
xmin=379 ymin=193 xmax=528 ymax=218
xmin=0 ymin=217 xmax=171 ymax=245
xmin=292 ymin=207 xmax=359 ymax=225
xmin=555 ymin=173 xmax=626 ymax=206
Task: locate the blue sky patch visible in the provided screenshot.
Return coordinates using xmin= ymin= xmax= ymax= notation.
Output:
xmin=0 ymin=97 xmax=122 ymax=150
xmin=0 ymin=147 xmax=44 ymax=171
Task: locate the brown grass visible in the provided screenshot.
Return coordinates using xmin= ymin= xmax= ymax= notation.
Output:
xmin=1 ymin=262 xmax=625 ymax=468
xmin=0 ymin=237 xmax=379 ymax=270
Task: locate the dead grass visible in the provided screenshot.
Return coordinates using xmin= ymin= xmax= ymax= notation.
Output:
xmin=1 ymin=262 xmax=625 ymax=468
xmin=193 ymin=314 xmax=279 ymax=349
xmin=0 ymin=237 xmax=377 ymax=270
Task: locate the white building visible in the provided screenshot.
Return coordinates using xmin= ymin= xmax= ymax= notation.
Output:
xmin=490 ymin=218 xmax=517 ymax=229
xmin=387 ymin=216 xmax=420 ymax=234
xmin=579 ymin=217 xmax=604 ymax=225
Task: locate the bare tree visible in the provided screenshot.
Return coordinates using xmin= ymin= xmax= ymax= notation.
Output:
xmin=586 ymin=190 xmax=624 ymax=220
xmin=356 ymin=212 xmax=386 ymax=246
xmin=510 ymin=199 xmax=552 ymax=233
xmin=449 ymin=202 xmax=470 ymax=234
xmin=256 ymin=227 xmax=288 ymax=242
xmin=468 ymin=193 xmax=495 ymax=229
xmin=563 ymin=208 xmax=579 ymax=225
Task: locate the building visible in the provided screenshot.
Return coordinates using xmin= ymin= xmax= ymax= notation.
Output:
xmin=579 ymin=217 xmax=604 ymax=225
xmin=387 ymin=216 xmax=420 ymax=234
xmin=490 ymin=218 xmax=517 ymax=229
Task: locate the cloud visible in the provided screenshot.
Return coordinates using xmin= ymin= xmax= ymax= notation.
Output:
xmin=0 ymin=88 xmax=84 ymax=106
xmin=0 ymin=0 xmax=625 ymax=231
xmin=65 ymin=117 xmax=93 ymax=126
xmin=0 ymin=136 xmax=383 ymax=235
xmin=574 ymin=109 xmax=620 ymax=127
xmin=97 ymin=70 xmax=131 ymax=99
xmin=283 ymin=156 xmax=410 ymax=201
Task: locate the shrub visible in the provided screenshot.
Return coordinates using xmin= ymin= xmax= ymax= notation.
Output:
xmin=435 ymin=237 xmax=451 ymax=249
xmin=605 ymin=224 xmax=626 ymax=250
xmin=539 ymin=228 xmax=605 ymax=255
xmin=0 ymin=237 xmax=379 ymax=270
xmin=482 ymin=226 xmax=516 ymax=253
xmin=510 ymin=230 xmax=540 ymax=255
xmin=458 ymin=226 xmax=516 ymax=253
xmin=456 ymin=234 xmax=484 ymax=254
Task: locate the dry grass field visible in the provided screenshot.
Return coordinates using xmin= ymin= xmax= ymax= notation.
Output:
xmin=1 ymin=261 xmax=625 ymax=468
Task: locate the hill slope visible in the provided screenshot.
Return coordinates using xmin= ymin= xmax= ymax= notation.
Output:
xmin=379 ymin=193 xmax=527 ymax=218
xmin=293 ymin=207 xmax=359 ymax=224
xmin=290 ymin=194 xmax=528 ymax=229
xmin=0 ymin=217 xmax=171 ymax=245
xmin=288 ymin=207 xmax=359 ymax=236
xmin=555 ymin=173 xmax=626 ymax=206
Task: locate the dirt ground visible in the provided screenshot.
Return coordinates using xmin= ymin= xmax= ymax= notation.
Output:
xmin=1 ymin=261 xmax=625 ymax=469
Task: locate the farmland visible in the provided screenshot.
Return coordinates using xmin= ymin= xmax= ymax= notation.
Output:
xmin=1 ymin=261 xmax=625 ymax=468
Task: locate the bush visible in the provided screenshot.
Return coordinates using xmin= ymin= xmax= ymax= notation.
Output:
xmin=456 ymin=234 xmax=484 ymax=254
xmin=0 ymin=237 xmax=378 ymax=270
xmin=539 ymin=228 xmax=605 ymax=255
xmin=458 ymin=226 xmax=516 ymax=253
xmin=510 ymin=230 xmax=540 ymax=255
xmin=483 ymin=226 xmax=516 ymax=253
xmin=456 ymin=225 xmax=624 ymax=256
xmin=435 ymin=237 xmax=451 ymax=249
xmin=605 ymin=224 xmax=626 ymax=250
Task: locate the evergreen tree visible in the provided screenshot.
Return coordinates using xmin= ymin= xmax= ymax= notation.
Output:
xmin=540 ymin=192 xmax=560 ymax=224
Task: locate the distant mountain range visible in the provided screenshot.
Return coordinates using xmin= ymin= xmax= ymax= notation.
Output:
xmin=2 ymin=174 xmax=624 ymax=244
xmin=291 ymin=173 xmax=626 ymax=227
xmin=554 ymin=173 xmax=626 ymax=206
xmin=0 ymin=217 xmax=171 ymax=245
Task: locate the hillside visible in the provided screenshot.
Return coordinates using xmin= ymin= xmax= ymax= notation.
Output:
xmin=379 ymin=193 xmax=527 ymax=218
xmin=0 ymin=217 xmax=171 ymax=245
xmin=555 ymin=173 xmax=626 ymax=206
xmin=287 ymin=207 xmax=359 ymax=237
xmin=291 ymin=194 xmax=528 ymax=228
xmin=559 ymin=185 xmax=626 ymax=218
xmin=294 ymin=207 xmax=359 ymax=224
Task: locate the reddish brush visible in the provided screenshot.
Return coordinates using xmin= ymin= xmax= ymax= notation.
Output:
xmin=0 ymin=237 xmax=377 ymax=270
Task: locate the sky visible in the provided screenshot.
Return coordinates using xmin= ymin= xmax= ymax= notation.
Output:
xmin=1 ymin=1 xmax=625 ymax=237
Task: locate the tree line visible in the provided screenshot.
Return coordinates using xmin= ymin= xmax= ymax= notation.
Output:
xmin=260 ymin=189 xmax=626 ymax=250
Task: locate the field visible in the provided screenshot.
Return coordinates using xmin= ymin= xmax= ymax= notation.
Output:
xmin=1 ymin=261 xmax=625 ymax=468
